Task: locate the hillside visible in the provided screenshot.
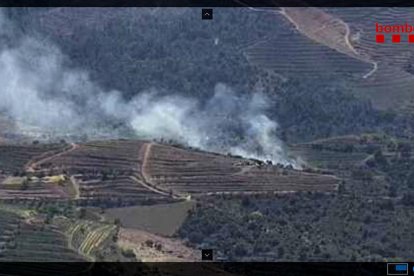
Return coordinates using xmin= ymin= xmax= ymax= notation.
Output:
xmin=0 ymin=138 xmax=341 ymax=263
xmin=0 ymin=139 xmax=339 ymax=205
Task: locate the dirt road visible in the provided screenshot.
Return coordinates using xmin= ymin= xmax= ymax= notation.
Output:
xmin=25 ymin=143 xmax=79 ymax=172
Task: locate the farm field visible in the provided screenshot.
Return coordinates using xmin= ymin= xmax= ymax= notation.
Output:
xmin=104 ymin=200 xmax=195 ymax=236
xmin=4 ymin=135 xmax=393 ymax=264
xmin=0 ymin=143 xmax=67 ymax=174
xmin=0 ymin=207 xmax=85 ymax=262
xmin=53 ymin=216 xmax=118 ymax=260
xmin=0 ymin=138 xmax=344 ymax=263
xmin=0 ymin=175 xmax=73 ymax=200
xmin=0 ymin=139 xmax=339 ymax=204
xmin=145 ymin=143 xmax=339 ymax=196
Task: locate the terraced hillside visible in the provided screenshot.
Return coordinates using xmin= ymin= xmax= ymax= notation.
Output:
xmin=289 ymin=135 xmax=372 ymax=170
xmin=289 ymin=134 xmax=395 ymax=171
xmin=0 ymin=143 xmax=76 ymax=201
xmin=74 ymin=174 xmax=169 ymax=204
xmin=244 ymin=7 xmax=414 ymax=112
xmin=27 ymin=140 xmax=173 ymax=205
xmin=144 ymin=143 xmax=339 ymax=196
xmin=0 ymin=207 xmax=84 ymax=262
xmin=0 ymin=143 xmax=67 ymax=174
xmin=288 ymin=133 xmax=401 ymax=198
xmin=31 ymin=140 xmax=145 ymax=174
xmin=0 ymin=204 xmax=129 ymax=266
xmin=0 ymin=177 xmax=70 ymax=200
xmin=54 ymin=217 xmax=117 ymax=260
xmin=5 ymin=140 xmax=339 ymax=204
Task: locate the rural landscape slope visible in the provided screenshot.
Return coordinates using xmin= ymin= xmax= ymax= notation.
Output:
xmin=0 ymin=138 xmax=338 ymax=263
xmin=0 ymin=7 xmax=414 ymax=266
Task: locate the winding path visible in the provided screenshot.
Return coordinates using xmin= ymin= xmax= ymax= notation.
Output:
xmin=279 ymin=8 xmax=379 ymax=79
xmin=25 ymin=143 xmax=79 ymax=172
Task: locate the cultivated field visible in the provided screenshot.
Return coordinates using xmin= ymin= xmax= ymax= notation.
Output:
xmin=0 ymin=143 xmax=76 ymax=201
xmin=0 ymin=139 xmax=340 ymax=204
xmin=104 ymin=201 xmax=195 ymax=236
xmin=145 ymin=143 xmax=339 ymax=196
xmin=54 ymin=216 xmax=117 ymax=259
xmin=0 ymin=143 xmax=67 ymax=173
xmin=49 ymin=140 xmax=173 ymax=205
xmin=0 ymin=207 xmax=84 ymax=262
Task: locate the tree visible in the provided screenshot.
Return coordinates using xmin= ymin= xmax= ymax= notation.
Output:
xmin=114 ymin=218 xmax=122 ymax=226
xmin=188 ymin=232 xmax=204 ymax=244
xmin=234 ymin=242 xmax=248 ymax=257
xmin=121 ymin=248 xmax=136 ymax=258
xmin=79 ymin=208 xmax=86 ymax=219
xmin=398 ymin=143 xmax=411 ymax=159
xmin=374 ymin=150 xmax=388 ymax=167
xmin=241 ymin=197 xmax=251 ymax=207
xmin=277 ymin=247 xmax=285 ymax=259
xmin=20 ymin=177 xmax=28 ymax=190
xmin=154 ymin=243 xmax=162 ymax=251
xmin=401 ymin=192 xmax=414 ymax=206
xmin=406 ymin=171 xmax=414 ymax=189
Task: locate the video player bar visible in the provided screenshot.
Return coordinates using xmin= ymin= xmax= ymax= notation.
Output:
xmin=1 ymin=262 xmax=414 ymax=276
xmin=388 ymin=263 xmax=410 ymax=275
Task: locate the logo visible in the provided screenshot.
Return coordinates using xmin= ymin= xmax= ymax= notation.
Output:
xmin=376 ymin=23 xmax=414 ymax=43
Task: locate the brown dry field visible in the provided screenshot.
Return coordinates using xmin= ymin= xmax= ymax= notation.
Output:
xmin=146 ymin=143 xmax=339 ymax=196
xmin=1 ymin=139 xmax=340 ymax=202
xmin=105 ymin=200 xmax=195 ymax=236
xmin=18 ymin=140 xmax=338 ymax=199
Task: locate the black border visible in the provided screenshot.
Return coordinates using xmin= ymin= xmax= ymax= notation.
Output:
xmin=0 ymin=262 xmax=408 ymax=276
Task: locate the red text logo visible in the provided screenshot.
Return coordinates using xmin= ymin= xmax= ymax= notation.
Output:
xmin=375 ymin=23 xmax=414 ymax=43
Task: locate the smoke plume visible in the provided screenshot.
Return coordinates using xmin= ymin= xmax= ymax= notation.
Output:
xmin=0 ymin=10 xmax=297 ymax=166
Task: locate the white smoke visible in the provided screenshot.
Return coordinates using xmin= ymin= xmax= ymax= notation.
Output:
xmin=0 ymin=10 xmax=297 ymax=166
xmin=127 ymin=85 xmax=296 ymax=165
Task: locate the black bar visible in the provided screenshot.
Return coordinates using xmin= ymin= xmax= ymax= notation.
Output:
xmin=0 ymin=0 xmax=413 ymax=7
xmin=0 ymin=262 xmax=408 ymax=276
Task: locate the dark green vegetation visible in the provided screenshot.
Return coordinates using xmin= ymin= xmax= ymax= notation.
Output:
xmin=11 ymin=8 xmax=414 ymax=145
xmin=10 ymin=8 xmax=275 ymax=99
xmin=179 ymin=193 xmax=414 ymax=261
xmin=270 ymin=77 xmax=389 ymax=143
xmin=179 ymin=134 xmax=414 ymax=261
xmin=6 ymin=8 xmax=414 ymax=145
